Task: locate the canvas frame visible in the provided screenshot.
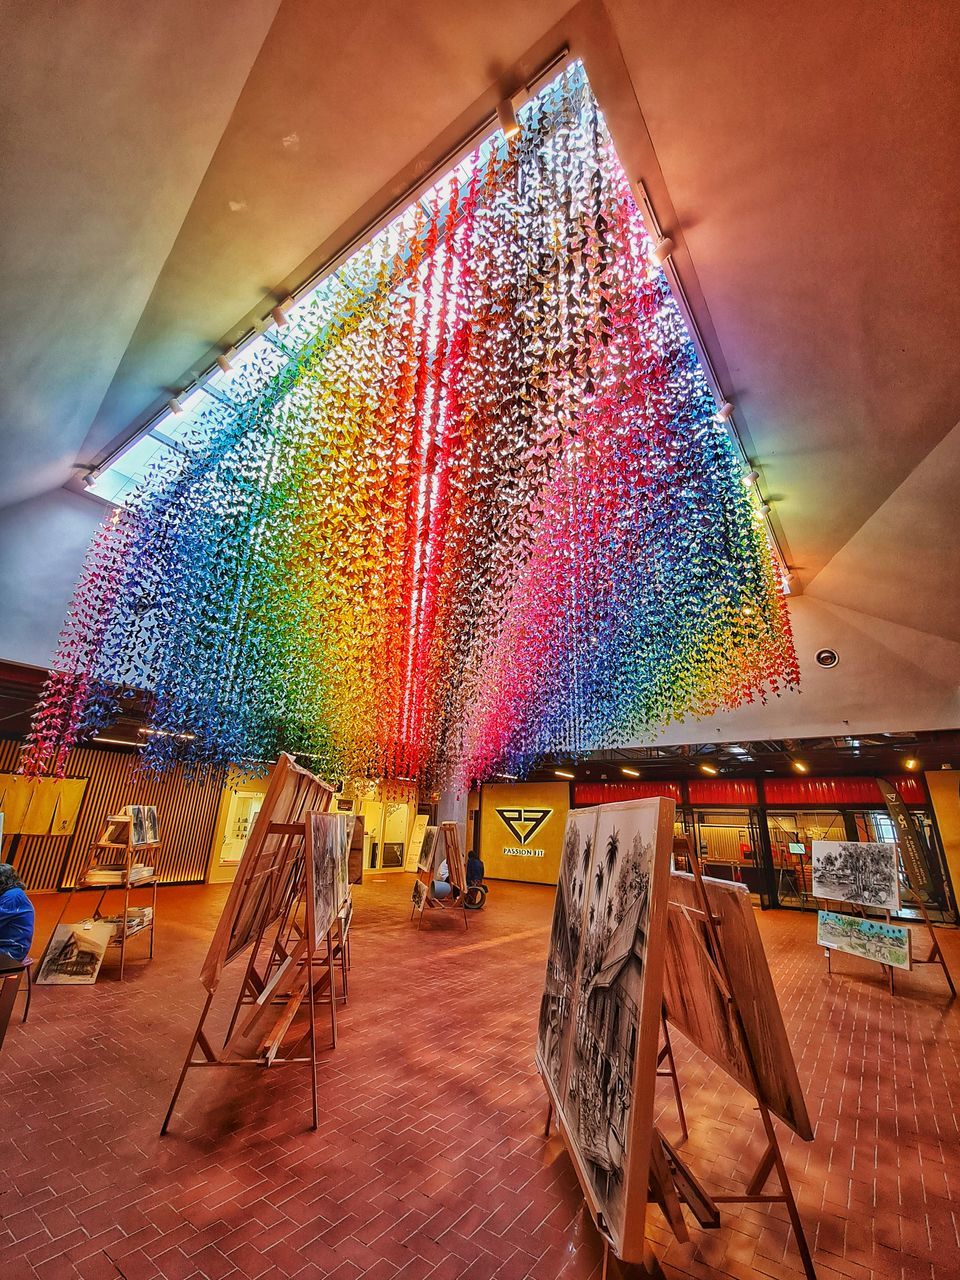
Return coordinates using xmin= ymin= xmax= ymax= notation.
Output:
xmin=663 ymin=872 xmax=813 ymax=1139
xmin=535 ymin=797 xmax=676 ymax=1263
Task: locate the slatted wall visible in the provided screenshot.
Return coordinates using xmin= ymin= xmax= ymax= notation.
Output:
xmin=0 ymin=739 xmax=225 ymax=892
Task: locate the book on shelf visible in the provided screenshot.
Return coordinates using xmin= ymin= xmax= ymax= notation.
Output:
xmin=84 ymin=863 xmax=155 ymax=886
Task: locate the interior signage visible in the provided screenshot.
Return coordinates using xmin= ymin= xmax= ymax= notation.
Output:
xmin=495 ymin=806 xmax=552 ymax=856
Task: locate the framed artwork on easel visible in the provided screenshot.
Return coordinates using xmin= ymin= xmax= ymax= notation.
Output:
xmin=536 ymin=797 xmax=676 ymax=1263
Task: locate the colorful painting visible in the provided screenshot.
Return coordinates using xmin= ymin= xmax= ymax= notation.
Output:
xmin=812 ymin=840 xmax=900 ymax=910
xmin=21 ymin=62 xmax=796 ymax=794
xmin=818 ymin=910 xmax=911 ymax=970
xmin=537 ymin=798 xmax=675 ymax=1261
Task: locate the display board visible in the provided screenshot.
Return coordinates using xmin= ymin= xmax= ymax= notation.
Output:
xmin=811 ymin=839 xmax=899 ymax=910
xmin=535 ymin=797 xmax=675 ymax=1262
xmin=662 ymin=872 xmax=813 ymax=1139
xmin=818 ymin=909 xmax=912 ymax=970
xmin=479 ymin=781 xmax=569 ymax=884
xmin=199 ymin=754 xmax=333 ymax=993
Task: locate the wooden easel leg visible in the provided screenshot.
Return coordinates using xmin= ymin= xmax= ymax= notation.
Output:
xmin=659 ymin=1011 xmax=688 ymax=1141
xmin=916 ymin=897 xmax=957 ymax=997
xmin=160 ymin=991 xmax=215 ymax=1135
xmin=765 ymin=1122 xmax=816 ymax=1280
xmin=887 ymin=964 xmax=894 ymax=995
xmin=745 ymin=1141 xmax=777 ymax=1196
xmin=543 ymin=1100 xmax=553 ymax=1137
xmin=150 ymin=881 xmax=157 ymax=958
xmin=120 ymin=881 xmax=130 ymax=980
xmin=601 ymin=1239 xmax=609 ymax=1280
xmin=306 ymin=929 xmax=319 ymax=1131
xmin=327 ymin=930 xmax=338 ymax=1050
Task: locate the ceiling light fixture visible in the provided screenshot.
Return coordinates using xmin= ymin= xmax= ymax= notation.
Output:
xmin=167 ymin=397 xmax=183 ymax=415
xmin=496 ymin=98 xmax=521 ymax=139
xmin=792 ymin=760 xmax=809 ymax=773
xmin=81 ymin=468 xmax=100 ymax=490
xmin=699 ymin=762 xmax=719 ymax=775
xmin=621 ymin=766 xmax=641 ymax=778
xmin=555 ymin=768 xmax=575 ymax=780
xmin=742 ymin=469 xmax=760 ymax=487
xmin=271 ymin=298 xmax=293 ymax=327
xmin=903 ymin=757 xmax=920 ymax=771
xmin=759 ymin=502 xmax=771 ymax=515
xmin=216 ymin=348 xmax=237 ymax=374
xmin=650 ymin=235 xmax=674 ymax=265
xmin=712 ymin=401 xmax=735 ymax=423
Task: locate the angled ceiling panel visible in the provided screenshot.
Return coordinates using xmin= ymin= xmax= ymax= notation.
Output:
xmin=0 ymin=0 xmax=282 ymax=507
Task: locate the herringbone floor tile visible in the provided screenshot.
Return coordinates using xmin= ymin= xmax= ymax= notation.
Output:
xmin=2 ymin=876 xmax=958 ymax=1279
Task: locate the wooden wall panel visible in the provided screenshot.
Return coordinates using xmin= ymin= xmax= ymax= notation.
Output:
xmin=0 ymin=738 xmax=224 ymax=892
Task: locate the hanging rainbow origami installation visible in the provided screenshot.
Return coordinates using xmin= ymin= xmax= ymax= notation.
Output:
xmin=22 ymin=64 xmax=798 ymax=790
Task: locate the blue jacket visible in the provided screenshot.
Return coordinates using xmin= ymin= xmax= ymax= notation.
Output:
xmin=0 ymin=886 xmax=35 ymax=962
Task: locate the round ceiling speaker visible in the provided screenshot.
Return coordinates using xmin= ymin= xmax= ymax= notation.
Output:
xmin=815 ymin=648 xmax=839 ymax=668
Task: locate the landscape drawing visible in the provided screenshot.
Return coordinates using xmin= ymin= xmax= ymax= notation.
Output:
xmin=812 ymin=840 xmax=900 ymax=910
xmin=561 ymin=803 xmax=659 ymax=1247
xmin=818 ymin=910 xmax=911 ymax=970
xmin=418 ymin=825 xmax=439 ymax=874
xmin=536 ymin=807 xmax=596 ymax=1102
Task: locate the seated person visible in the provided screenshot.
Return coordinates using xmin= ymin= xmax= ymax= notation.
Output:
xmin=431 ymin=858 xmax=461 ymax=901
xmin=0 ymin=863 xmax=35 ymax=971
xmin=466 ymin=851 xmax=486 ymax=888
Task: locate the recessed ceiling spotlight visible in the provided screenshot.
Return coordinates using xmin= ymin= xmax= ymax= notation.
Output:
xmin=650 ymin=235 xmax=674 ymax=266
xmin=815 ymin=649 xmax=840 ymax=668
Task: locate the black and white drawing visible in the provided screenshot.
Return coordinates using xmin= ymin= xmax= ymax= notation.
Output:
xmin=812 ymin=840 xmax=900 ymax=910
xmin=562 ymin=803 xmax=658 ymax=1243
xmin=307 ymin=813 xmax=339 ymax=945
xmin=124 ymin=805 xmax=158 ymax=846
xmin=332 ymin=814 xmax=350 ymax=913
xmin=37 ymin=921 xmax=114 ymax=985
xmin=411 ymin=878 xmax=428 ymax=911
xmin=537 ymin=807 xmax=595 ymax=1100
xmin=417 ymin=825 xmax=438 ymax=874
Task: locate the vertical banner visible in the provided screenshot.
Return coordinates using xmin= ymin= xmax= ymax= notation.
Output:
xmin=877 ymin=777 xmax=944 ymax=908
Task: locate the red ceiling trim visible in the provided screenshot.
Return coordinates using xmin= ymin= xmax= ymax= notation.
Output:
xmin=573 ymin=781 xmax=684 ymax=807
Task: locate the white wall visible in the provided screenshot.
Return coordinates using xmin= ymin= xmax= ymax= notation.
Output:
xmin=636 ymin=595 xmax=960 ymax=748
xmin=0 ymin=489 xmax=102 ymax=667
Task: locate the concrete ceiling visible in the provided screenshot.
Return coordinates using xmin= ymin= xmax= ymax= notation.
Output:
xmin=1 ymin=0 xmax=958 ymax=636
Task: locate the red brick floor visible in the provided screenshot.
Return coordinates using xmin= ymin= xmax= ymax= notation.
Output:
xmin=2 ymin=876 xmax=959 ymax=1280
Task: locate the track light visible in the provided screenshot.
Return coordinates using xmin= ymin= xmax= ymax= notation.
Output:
xmin=792 ymin=760 xmax=808 ymax=774
xmin=271 ymin=297 xmax=293 ymax=327
xmin=759 ymin=502 xmax=771 ymax=515
xmin=555 ymin=768 xmax=575 ymax=780
xmin=621 ymin=766 xmax=641 ymax=778
xmin=167 ymin=397 xmax=183 ymax=415
xmin=650 ymin=235 xmax=674 ymax=266
xmin=903 ymin=758 xmax=920 ymax=771
xmin=712 ymin=401 xmax=735 ymax=423
xmin=216 ymin=348 xmax=236 ymax=374
xmin=699 ymin=762 xmax=719 ymax=776
xmin=742 ymin=469 xmax=760 ymax=487
xmin=497 ymin=98 xmax=520 ymax=139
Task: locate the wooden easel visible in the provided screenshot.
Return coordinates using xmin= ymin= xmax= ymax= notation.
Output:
xmin=410 ymin=821 xmax=468 ymax=930
xmin=40 ymin=812 xmax=159 ymax=980
xmin=660 ymin=843 xmax=817 ymax=1279
xmin=821 ymin=861 xmax=955 ymax=999
xmin=161 ymin=755 xmax=336 ymax=1134
xmin=544 ymin=837 xmax=816 ymax=1278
